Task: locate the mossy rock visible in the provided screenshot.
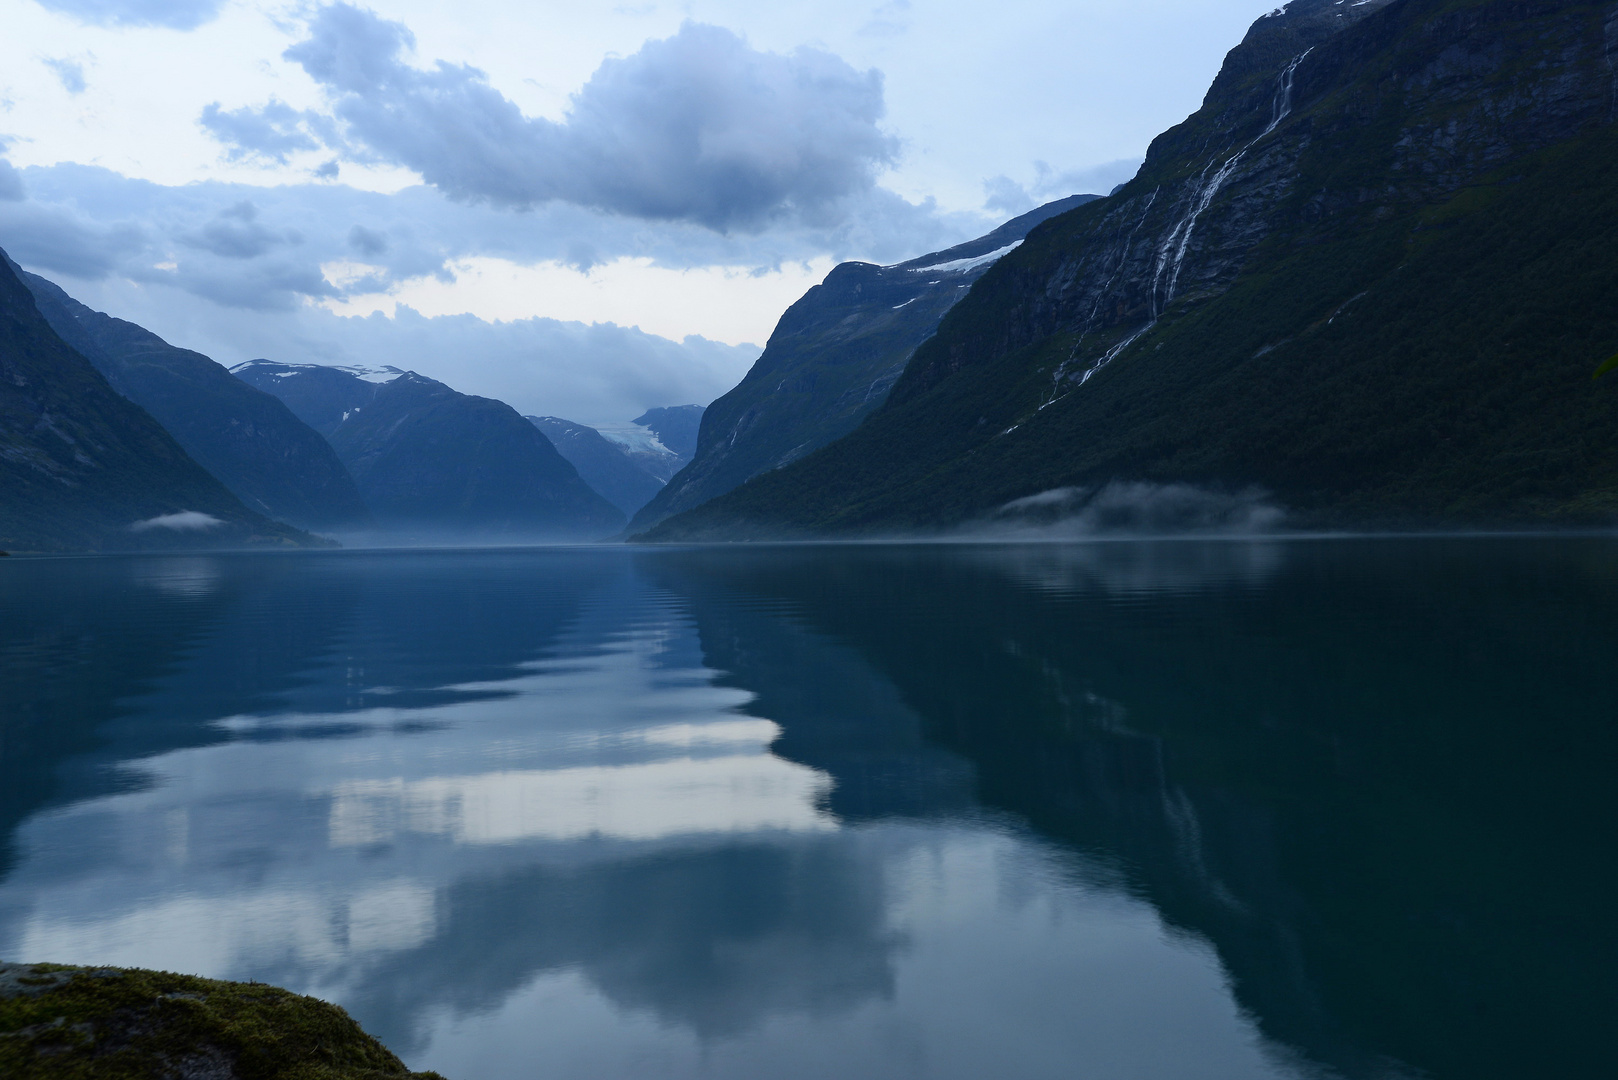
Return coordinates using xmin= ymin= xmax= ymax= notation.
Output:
xmin=0 ymin=963 xmax=447 ymax=1080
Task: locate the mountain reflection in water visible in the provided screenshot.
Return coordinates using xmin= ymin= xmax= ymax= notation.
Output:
xmin=0 ymin=540 xmax=1612 ymax=1080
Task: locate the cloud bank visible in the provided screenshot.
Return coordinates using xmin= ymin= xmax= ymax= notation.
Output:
xmin=32 ymin=0 xmax=224 ymax=30
xmin=207 ymin=7 xmax=900 ymax=231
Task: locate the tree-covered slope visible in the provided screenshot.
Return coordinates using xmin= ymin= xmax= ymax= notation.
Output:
xmin=18 ymin=271 xmax=372 ymax=532
xmin=0 ymin=248 xmax=312 ymax=552
xmin=238 ymin=361 xmax=625 ymax=539
xmin=643 ymin=0 xmax=1618 ymax=540
xmin=625 ymin=196 xmax=1098 ymax=533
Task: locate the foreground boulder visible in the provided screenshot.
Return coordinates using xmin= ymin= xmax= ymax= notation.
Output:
xmin=0 ymin=963 xmax=444 ymax=1080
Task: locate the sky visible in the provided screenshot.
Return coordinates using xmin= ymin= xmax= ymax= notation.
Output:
xmin=0 ymin=0 xmax=1282 ymax=426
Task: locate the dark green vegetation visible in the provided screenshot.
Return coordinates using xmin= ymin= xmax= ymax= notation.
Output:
xmin=645 ymin=0 xmax=1618 ymax=540
xmin=0 ymin=249 xmax=312 ymax=552
xmin=526 ymin=415 xmax=667 ymax=516
xmin=237 ymin=361 xmax=624 ymax=538
xmin=0 ymin=963 xmax=444 ymax=1079
xmin=627 ymin=196 xmax=1098 ymax=533
xmin=18 ymin=270 xmax=372 ymax=532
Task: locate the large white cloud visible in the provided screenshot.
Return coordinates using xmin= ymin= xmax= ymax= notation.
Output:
xmin=205 ymin=7 xmax=901 ymax=231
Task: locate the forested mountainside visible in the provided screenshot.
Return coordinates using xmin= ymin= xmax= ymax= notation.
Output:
xmin=0 ymin=250 xmax=311 ymax=552
xmin=236 ymin=361 xmax=624 ymax=538
xmin=643 ymin=0 xmax=1618 ymax=541
xmin=18 ymin=269 xmax=371 ymax=532
xmin=527 ymin=416 xmax=668 ymax=517
xmin=627 ymin=196 xmax=1098 ymax=533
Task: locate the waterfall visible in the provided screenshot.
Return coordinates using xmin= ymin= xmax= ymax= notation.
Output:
xmin=1154 ymin=47 xmax=1315 ymax=315
xmin=1024 ymin=47 xmax=1315 ymax=420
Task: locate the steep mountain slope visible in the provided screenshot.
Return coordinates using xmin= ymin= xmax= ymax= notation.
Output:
xmin=0 ymin=249 xmax=311 ymax=552
xmin=627 ymin=196 xmax=1098 ymax=533
xmin=644 ymin=0 xmax=1618 ymax=540
xmin=236 ymin=361 xmax=624 ymax=538
xmin=17 ymin=270 xmax=371 ymax=532
xmin=527 ymin=415 xmax=667 ymax=517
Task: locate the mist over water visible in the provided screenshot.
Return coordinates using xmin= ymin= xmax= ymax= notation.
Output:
xmin=0 ymin=539 xmax=1613 ymax=1080
xmin=973 ymin=482 xmax=1286 ymax=539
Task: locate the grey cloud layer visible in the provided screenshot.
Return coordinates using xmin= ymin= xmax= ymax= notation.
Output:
xmin=208 ymin=5 xmax=900 ymax=230
xmin=32 ymin=0 xmax=223 ymax=30
xmin=52 ymin=273 xmax=761 ymax=427
xmin=0 ymin=160 xmax=981 ymax=313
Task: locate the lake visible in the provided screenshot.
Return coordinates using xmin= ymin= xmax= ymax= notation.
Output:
xmin=0 ymin=538 xmax=1613 ymax=1080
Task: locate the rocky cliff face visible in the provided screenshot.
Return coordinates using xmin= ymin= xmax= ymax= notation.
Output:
xmin=0 ymin=249 xmax=311 ymax=552
xmin=237 ymin=361 xmax=625 ymax=539
xmin=644 ymin=0 xmax=1618 ymax=539
xmin=20 ymin=271 xmax=372 ymax=532
xmin=626 ymin=196 xmax=1098 ymax=533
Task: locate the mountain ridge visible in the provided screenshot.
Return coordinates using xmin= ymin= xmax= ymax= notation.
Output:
xmin=237 ymin=361 xmax=625 ymax=539
xmin=17 ymin=270 xmax=372 ymax=532
xmin=626 ymin=194 xmax=1100 ymax=533
xmin=640 ymin=0 xmax=1618 ymax=541
xmin=0 ymin=248 xmax=314 ymax=552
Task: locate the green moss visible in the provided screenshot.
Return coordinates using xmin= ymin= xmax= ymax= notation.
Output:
xmin=0 ymin=963 xmax=447 ymax=1080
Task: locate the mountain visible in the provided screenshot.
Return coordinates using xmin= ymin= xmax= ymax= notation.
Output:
xmin=526 ymin=415 xmax=667 ymax=517
xmin=640 ymin=0 xmax=1618 ymax=541
xmin=631 ymin=406 xmax=705 ymax=461
xmin=627 ymin=196 xmax=1098 ymax=533
xmin=17 ymin=270 xmax=371 ymax=532
xmin=0 ymin=248 xmax=313 ymax=552
xmin=234 ymin=361 xmax=625 ymax=539
xmin=594 ymin=420 xmax=692 ymax=483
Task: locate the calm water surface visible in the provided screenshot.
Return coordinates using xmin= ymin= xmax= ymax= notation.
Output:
xmin=0 ymin=539 xmax=1614 ymax=1080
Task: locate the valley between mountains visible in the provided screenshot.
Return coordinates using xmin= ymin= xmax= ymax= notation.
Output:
xmin=3 ymin=0 xmax=1616 ymax=552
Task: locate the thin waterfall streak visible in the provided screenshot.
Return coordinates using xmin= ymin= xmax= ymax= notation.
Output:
xmin=1076 ymin=323 xmax=1152 ymax=387
xmin=1041 ymin=48 xmax=1314 ymax=410
xmin=1040 ymin=188 xmax=1162 ymax=408
xmin=1085 ymin=188 xmax=1159 ymax=336
xmin=1159 ymin=48 xmax=1312 ymax=311
xmin=1262 ymin=48 xmax=1314 ymax=138
xmin=1163 ymin=148 xmax=1246 ymax=304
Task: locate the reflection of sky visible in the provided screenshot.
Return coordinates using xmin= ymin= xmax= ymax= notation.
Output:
xmin=0 ymin=550 xmax=1308 ymax=1080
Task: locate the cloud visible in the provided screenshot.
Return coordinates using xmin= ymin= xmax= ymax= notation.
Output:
xmin=199 ymin=100 xmax=324 ymax=164
xmin=43 ymin=57 xmax=88 ymax=95
xmin=180 ymin=200 xmax=300 ymax=260
xmin=347 ymin=224 xmax=387 ymax=256
xmin=0 ymin=198 xmax=147 ymax=277
xmin=32 ymin=0 xmax=224 ymax=31
xmin=982 ymin=159 xmax=1145 ymax=215
xmin=209 ymin=6 xmax=900 ymax=231
xmin=51 ymin=269 xmax=763 ymax=426
xmin=130 ymin=510 xmax=225 ymax=532
xmin=0 ymin=160 xmax=23 ymax=202
xmin=2 ymin=160 xmax=984 ymax=316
